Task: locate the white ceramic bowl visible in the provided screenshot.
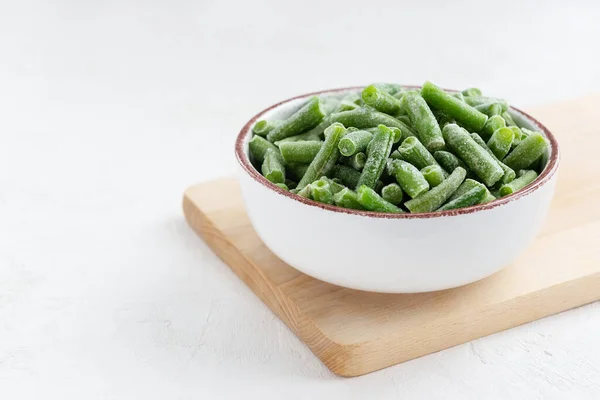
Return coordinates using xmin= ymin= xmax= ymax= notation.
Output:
xmin=235 ymin=87 xmax=560 ymax=293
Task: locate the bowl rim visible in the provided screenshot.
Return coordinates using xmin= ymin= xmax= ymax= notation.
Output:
xmin=235 ymin=86 xmax=560 ymax=219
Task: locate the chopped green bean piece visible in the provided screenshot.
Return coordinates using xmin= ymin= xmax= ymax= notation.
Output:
xmin=397 ymin=136 xmax=443 ymax=171
xmin=279 ymin=141 xmax=323 ymax=164
xmin=333 ymin=188 xmax=365 ymax=210
xmin=267 ymin=97 xmax=326 ymax=142
xmin=249 ymin=135 xmax=280 ymax=165
xmin=421 ymin=165 xmax=445 ymax=187
xmin=321 ymin=176 xmax=345 ymax=194
xmin=357 ymin=125 xmax=395 ymax=189
xmin=362 ymin=85 xmax=403 ymax=115
xmin=338 ymin=130 xmax=373 ymax=156
xmin=487 ymin=127 xmax=515 ymax=160
xmin=357 ymin=185 xmax=404 ymax=213
xmin=470 ymin=132 xmax=516 ymax=184
xmin=336 ymin=100 xmax=361 ymax=112
xmin=274 ymin=130 xmax=322 ymax=145
xmin=297 ymin=123 xmax=346 ymax=189
xmin=367 ymin=126 xmax=402 ymax=145
xmin=499 ymin=170 xmax=538 ymax=196
xmin=421 ymin=81 xmax=488 ymax=132
xmin=480 ymin=115 xmax=507 ymax=140
xmin=509 ymin=126 xmax=524 ymax=149
xmin=462 ymin=88 xmax=482 ymax=97
xmin=438 ymin=185 xmax=486 ymax=211
xmin=373 ymin=83 xmax=403 ymax=95
xmin=404 ymin=167 xmax=467 ymax=213
xmin=502 ymin=132 xmax=548 ymax=171
xmin=434 ymin=150 xmax=468 ymax=173
xmin=451 ymin=92 xmax=465 ymax=102
xmin=502 ymin=111 xmax=517 ymax=126
xmin=388 ymin=159 xmax=430 ymax=198
xmin=449 ymin=179 xmax=495 ymax=203
xmin=253 ymin=120 xmax=283 ymax=137
xmin=330 ymin=164 xmax=361 ymax=188
xmin=293 ymin=184 xmax=312 ymax=198
xmin=474 ymin=102 xmax=503 ymax=117
xmin=443 ymin=124 xmax=503 ymax=187
xmin=345 ymin=152 xmax=366 ymax=170
xmin=381 ymin=183 xmax=404 ymax=205
xmin=464 ymin=96 xmax=509 ymax=112
xmin=401 ymin=91 xmax=445 ymax=152
xmin=311 ymin=178 xmax=335 ymax=204
xmin=275 ymin=183 xmax=289 ymax=190
xmin=262 ymin=148 xmax=286 ymax=184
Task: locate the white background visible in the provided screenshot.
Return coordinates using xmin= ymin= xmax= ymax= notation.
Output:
xmin=1 ymin=0 xmax=600 ymax=398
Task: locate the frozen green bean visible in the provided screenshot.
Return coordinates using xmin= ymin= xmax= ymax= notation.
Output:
xmin=470 ymin=132 xmax=516 ymax=184
xmin=357 ymin=125 xmax=395 ymax=189
xmin=330 ymin=164 xmax=361 ymax=188
xmin=451 ymin=92 xmax=465 ymax=102
xmin=487 ymin=127 xmax=514 ymax=160
xmin=443 ymin=124 xmax=504 ymax=186
xmin=502 ymin=132 xmax=548 ymax=171
xmin=481 ymin=115 xmax=506 ymax=140
xmin=421 ymin=165 xmax=445 ymax=187
xmin=397 ymin=136 xmax=442 ymax=170
xmin=388 ymin=159 xmax=430 ymax=198
xmin=421 ymin=81 xmax=488 ymax=132
xmin=373 ymin=83 xmax=403 ymax=95
xmin=509 ymin=126 xmax=523 ymax=149
xmin=498 ymin=170 xmax=538 ymax=196
xmin=262 ymin=148 xmax=286 ymax=184
xmin=333 ymin=188 xmax=365 ymax=210
xmin=253 ymin=120 xmax=283 ymax=137
xmin=279 ymin=141 xmax=323 ymax=164
xmin=367 ymin=126 xmax=402 ymax=145
xmin=345 ymin=152 xmax=366 ymax=170
xmin=293 ymin=184 xmax=312 ymax=198
xmin=274 ymin=131 xmax=322 ymax=146
xmin=434 ymin=150 xmax=468 ymax=173
xmin=357 ymin=185 xmax=404 ymax=213
xmin=249 ymin=135 xmax=280 ymax=165
xmin=311 ymin=178 xmax=335 ymax=204
xmin=401 ymin=91 xmax=445 ymax=152
xmin=362 ymin=85 xmax=403 ymax=115
xmin=297 ymin=123 xmax=346 ymax=189
xmin=336 ymin=100 xmax=360 ymax=112
xmin=502 ymin=111 xmax=517 ymax=126
xmin=437 ymin=185 xmax=486 ymax=211
xmin=338 ymin=130 xmax=373 ymax=156
xmin=462 ymin=88 xmax=482 ymax=97
xmin=321 ymin=176 xmax=345 ymax=194
xmin=267 ymin=97 xmax=326 ymax=142
xmin=464 ymin=96 xmax=509 ymax=112
xmin=474 ymin=102 xmax=503 ymax=117
xmin=449 ymin=179 xmax=495 ymax=203
xmin=381 ymin=183 xmax=404 ymax=205
xmin=404 ymin=167 xmax=467 ymax=213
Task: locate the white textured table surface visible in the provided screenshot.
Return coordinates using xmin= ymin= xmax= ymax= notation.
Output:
xmin=1 ymin=1 xmax=600 ymax=398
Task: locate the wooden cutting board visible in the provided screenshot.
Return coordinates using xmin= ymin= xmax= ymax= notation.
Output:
xmin=183 ymin=94 xmax=600 ymax=377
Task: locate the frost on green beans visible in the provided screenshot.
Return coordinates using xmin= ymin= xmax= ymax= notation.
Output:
xmin=249 ymin=82 xmax=548 ymax=213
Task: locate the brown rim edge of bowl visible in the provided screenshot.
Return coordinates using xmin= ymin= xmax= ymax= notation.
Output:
xmin=235 ymin=86 xmax=560 ymax=220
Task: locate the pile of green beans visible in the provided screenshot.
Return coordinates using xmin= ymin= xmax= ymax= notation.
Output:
xmin=248 ymin=82 xmax=549 ymax=213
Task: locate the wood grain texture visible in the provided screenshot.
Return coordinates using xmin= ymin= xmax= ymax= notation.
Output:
xmin=183 ymin=95 xmax=600 ymax=377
